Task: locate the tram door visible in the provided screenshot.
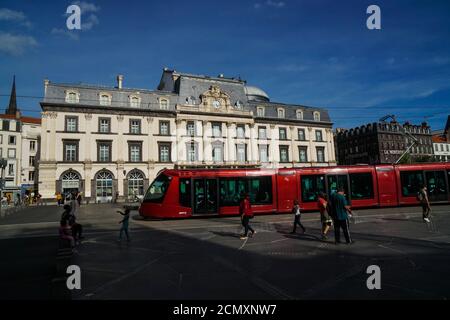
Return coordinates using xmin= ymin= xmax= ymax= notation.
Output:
xmin=424 ymin=171 xmax=448 ymax=202
xmin=193 ymin=179 xmax=218 ymax=214
xmin=327 ymin=175 xmax=350 ymax=202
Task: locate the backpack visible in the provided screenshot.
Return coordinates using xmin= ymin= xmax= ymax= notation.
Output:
xmin=416 ymin=191 xmax=424 ymax=202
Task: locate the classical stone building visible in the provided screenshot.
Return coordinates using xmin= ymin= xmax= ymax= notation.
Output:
xmin=432 ymin=115 xmax=450 ymax=162
xmin=0 ymin=77 xmax=41 ymax=200
xmin=39 ymin=69 xmax=336 ymax=202
xmin=336 ymin=120 xmax=433 ymax=165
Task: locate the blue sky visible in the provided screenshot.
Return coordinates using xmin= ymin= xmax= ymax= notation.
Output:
xmin=0 ymin=0 xmax=449 ymax=130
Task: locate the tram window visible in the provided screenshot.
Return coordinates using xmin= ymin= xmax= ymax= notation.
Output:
xmin=144 ymin=174 xmax=171 ymax=203
xmin=219 ymin=178 xmax=247 ymax=206
xmin=248 ymin=176 xmax=272 ymax=205
xmin=179 ymin=178 xmax=191 ymax=207
xmin=400 ymin=171 xmax=424 ymax=197
xmin=350 ymin=173 xmax=374 ymax=200
xmin=301 ymin=175 xmax=325 ymax=202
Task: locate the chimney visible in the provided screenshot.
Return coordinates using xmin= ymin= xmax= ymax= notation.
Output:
xmin=44 ymin=79 xmax=49 ymax=95
xmin=117 ymin=75 xmax=123 ymax=89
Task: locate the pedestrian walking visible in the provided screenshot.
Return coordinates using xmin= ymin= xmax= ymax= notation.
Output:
xmin=318 ymin=192 xmax=332 ymax=240
xmin=331 ymin=187 xmax=353 ymax=244
xmin=417 ymin=184 xmax=431 ymax=223
xmin=56 ymin=192 xmax=62 ymax=206
xmin=240 ymin=193 xmax=255 ymax=240
xmin=117 ymin=208 xmax=131 ymax=242
xmin=290 ymin=199 xmax=305 ymax=234
xmin=76 ymin=192 xmax=82 ymax=207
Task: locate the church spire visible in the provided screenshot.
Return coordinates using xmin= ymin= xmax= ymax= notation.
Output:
xmin=6 ymin=75 xmax=18 ymax=115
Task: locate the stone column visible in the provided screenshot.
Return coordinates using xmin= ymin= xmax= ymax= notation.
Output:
xmin=326 ymin=128 xmax=335 ymax=164
xmin=48 ymin=112 xmax=58 ymax=161
xmin=202 ymin=121 xmax=209 ymax=163
xmin=269 ymin=124 xmax=276 ymax=165
xmin=40 ymin=112 xmax=49 ymax=161
xmin=84 ymin=114 xmax=92 ymax=161
xmin=146 ymin=117 xmax=153 ymax=162
xmin=117 ymin=115 xmax=124 ymax=162
xmin=290 ymin=126 xmax=295 ymax=163
xmin=227 ymin=122 xmax=234 ymax=163
xmin=308 ymin=127 xmax=314 ymax=164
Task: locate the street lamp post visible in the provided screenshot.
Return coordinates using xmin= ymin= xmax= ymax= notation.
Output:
xmin=0 ymin=158 xmax=8 ymax=216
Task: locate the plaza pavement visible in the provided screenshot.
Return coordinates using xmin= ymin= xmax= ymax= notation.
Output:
xmin=1 ymin=203 xmax=449 ymax=299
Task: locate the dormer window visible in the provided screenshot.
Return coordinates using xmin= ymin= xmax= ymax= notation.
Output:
xmin=313 ymin=111 xmax=321 ymax=121
xmin=159 ymin=98 xmax=169 ymax=110
xmin=186 ymin=96 xmax=196 ymax=105
xmin=130 ymin=95 xmax=140 ymax=108
xmin=235 ymin=100 xmax=243 ymax=109
xmin=99 ymin=93 xmax=112 ymax=106
xmin=277 ymin=108 xmax=285 ymax=118
xmin=65 ymin=91 xmax=79 ymax=103
xmin=296 ymin=110 xmax=303 ymax=120
xmin=257 ymin=107 xmax=265 ymax=117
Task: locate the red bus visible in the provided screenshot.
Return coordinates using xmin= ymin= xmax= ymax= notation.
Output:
xmin=138 ymin=163 xmax=450 ymax=219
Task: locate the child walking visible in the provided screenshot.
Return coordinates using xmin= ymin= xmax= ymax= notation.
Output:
xmin=117 ymin=208 xmax=130 ymax=242
xmin=290 ymin=199 xmax=305 ymax=234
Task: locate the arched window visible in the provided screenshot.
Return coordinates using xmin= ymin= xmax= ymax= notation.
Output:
xmin=130 ymin=96 xmax=140 ymax=108
xmin=99 ymin=93 xmax=111 ymax=106
xmin=159 ymin=98 xmax=169 ymax=110
xmin=96 ymin=171 xmax=114 ymax=203
xmin=61 ymin=171 xmax=81 ymax=195
xmin=65 ymin=91 xmax=79 ymax=103
xmin=128 ymin=170 xmax=144 ymax=199
xmin=277 ymin=108 xmax=285 ymax=118
xmin=313 ymin=111 xmax=321 ymax=121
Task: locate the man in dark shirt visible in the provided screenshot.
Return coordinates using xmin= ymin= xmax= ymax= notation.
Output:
xmin=331 ymin=187 xmax=353 ymax=244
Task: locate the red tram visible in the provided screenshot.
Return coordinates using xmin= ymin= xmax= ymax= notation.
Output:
xmin=138 ymin=163 xmax=450 ymax=219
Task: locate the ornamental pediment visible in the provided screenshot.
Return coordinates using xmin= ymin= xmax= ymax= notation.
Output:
xmin=200 ymin=85 xmax=232 ymax=112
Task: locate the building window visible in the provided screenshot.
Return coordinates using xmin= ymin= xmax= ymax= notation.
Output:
xmin=63 ymin=141 xmax=78 ymax=162
xmin=65 ymin=116 xmax=78 ymax=132
xmin=279 ymin=128 xmax=287 ymax=140
xmin=212 ymin=122 xmax=222 ymax=137
xmin=316 ymin=147 xmax=325 ymax=163
xmin=186 ymin=96 xmax=196 ymax=105
xmin=277 ymin=108 xmax=285 ymax=118
xmin=130 ymin=119 xmax=141 ymax=134
xmin=298 ymin=129 xmax=306 ymax=141
xmin=235 ymin=100 xmax=243 ymax=109
xmin=65 ymin=91 xmax=79 ymax=103
xmin=130 ymin=96 xmax=140 ymax=108
xmin=29 ymin=156 xmax=35 ymax=167
xmin=257 ymin=107 xmax=265 ymax=117
xmin=212 ymin=144 xmax=223 ymax=162
xmin=158 ymin=143 xmax=171 ymax=162
xmin=159 ymin=98 xmax=169 ymax=110
xmin=299 ymin=146 xmax=308 ymax=162
xmin=0 ymin=148 xmax=2 ymax=157
xmin=296 ymin=110 xmax=303 ymax=120
xmin=99 ymin=94 xmax=111 ymax=106
xmin=258 ymin=126 xmax=267 ymax=139
xmin=129 ymin=143 xmax=142 ymax=162
xmin=236 ymin=144 xmax=247 ymax=162
xmin=8 ymin=135 xmax=16 ymax=145
xmin=315 ymin=130 xmax=323 ymax=142
xmin=259 ymin=144 xmax=268 ymax=162
xmin=0 ymin=135 xmax=2 ymax=144
xmin=314 ymin=111 xmax=321 ymax=121
xmin=187 ymin=121 xmax=196 ymax=137
xmin=159 ymin=121 xmax=170 ymax=135
xmin=98 ymin=142 xmax=112 ymax=162
xmin=99 ymin=118 xmax=111 ymax=133
xmin=8 ymin=163 xmax=14 ymax=176
xmin=28 ymin=171 xmax=35 ymax=181
xmin=2 ymin=121 xmax=10 ymax=131
xmin=7 ymin=148 xmax=15 ymax=158
xmin=236 ymin=125 xmax=245 ymax=138
xmin=128 ymin=170 xmax=144 ymax=198
xmin=279 ymin=146 xmax=289 ymax=163
xmin=187 ymin=143 xmax=198 ymax=162
xmin=30 ymin=140 xmax=36 ymax=151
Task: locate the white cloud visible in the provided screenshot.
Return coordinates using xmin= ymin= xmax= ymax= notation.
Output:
xmin=81 ymin=13 xmax=99 ymax=30
xmin=254 ymin=1 xmax=285 ymax=9
xmin=73 ymin=1 xmax=100 ymax=13
xmin=51 ymin=28 xmax=80 ymax=41
xmin=0 ymin=32 xmax=37 ymax=56
xmin=0 ymin=8 xmax=32 ymax=27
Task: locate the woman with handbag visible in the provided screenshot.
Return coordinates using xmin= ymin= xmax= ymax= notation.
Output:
xmin=318 ymin=192 xmax=332 ymax=240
